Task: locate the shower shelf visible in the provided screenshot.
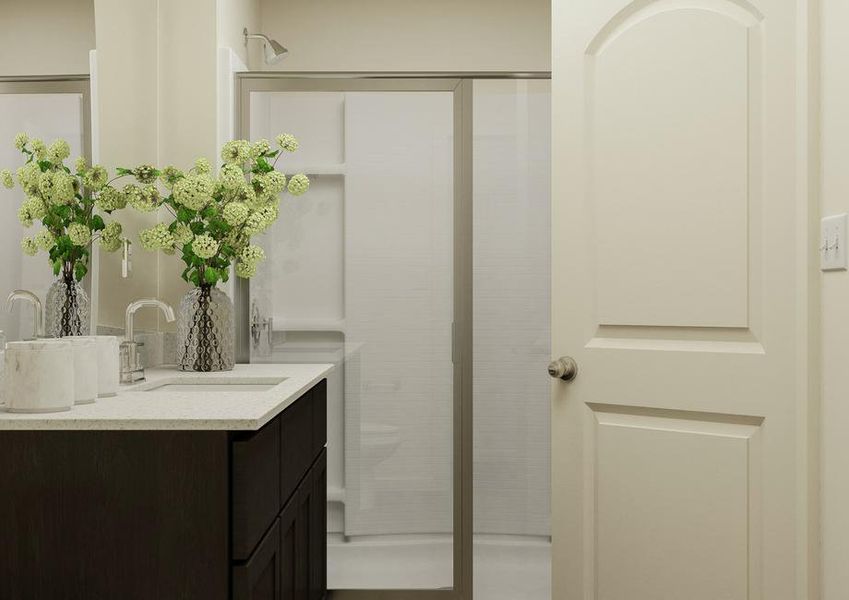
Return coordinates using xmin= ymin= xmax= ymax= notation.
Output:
xmin=284 ymin=163 xmax=347 ymax=176
xmin=272 ymin=318 xmax=347 ymax=333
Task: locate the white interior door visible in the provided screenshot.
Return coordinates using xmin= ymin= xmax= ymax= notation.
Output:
xmin=551 ymin=1 xmax=816 ymax=599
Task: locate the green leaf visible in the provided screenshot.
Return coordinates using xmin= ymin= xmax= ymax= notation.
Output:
xmin=37 ymin=160 xmax=52 ymax=172
xmin=54 ymin=205 xmax=72 ymax=220
xmin=74 ymin=262 xmax=87 ymax=282
xmin=189 ymin=222 xmax=205 ymax=235
xmin=52 ymin=260 xmax=62 ymax=276
xmin=254 ymin=157 xmax=273 ymax=174
xmin=177 ymin=207 xmax=196 ymax=223
xmin=201 ymin=205 xmax=218 ymax=220
xmin=90 ymin=214 xmax=105 ymax=231
xmin=57 ymin=235 xmax=73 ymax=254
xmin=204 ymin=268 xmax=220 ymax=285
xmin=116 ymin=167 xmax=132 ymax=176
xmin=188 ymin=270 xmax=201 ymax=286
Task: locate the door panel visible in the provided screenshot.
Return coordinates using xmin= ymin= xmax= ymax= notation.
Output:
xmin=590 ymin=8 xmax=752 ymax=328
xmin=552 ymin=1 xmax=814 ymax=599
xmin=592 ymin=405 xmax=760 ymax=599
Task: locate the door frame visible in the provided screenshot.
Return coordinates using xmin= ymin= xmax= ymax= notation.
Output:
xmin=233 ymin=72 xmax=549 ymax=600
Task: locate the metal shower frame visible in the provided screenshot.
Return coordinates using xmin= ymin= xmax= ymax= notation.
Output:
xmin=233 ymin=71 xmax=551 ymax=600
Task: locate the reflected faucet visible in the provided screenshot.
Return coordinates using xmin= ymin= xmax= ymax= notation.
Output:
xmin=6 ymin=290 xmax=43 ymax=340
xmin=120 ymin=298 xmax=176 ymax=383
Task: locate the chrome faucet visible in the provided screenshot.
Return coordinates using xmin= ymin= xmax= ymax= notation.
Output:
xmin=6 ymin=290 xmax=44 ymax=340
xmin=120 ymin=298 xmax=176 ymax=383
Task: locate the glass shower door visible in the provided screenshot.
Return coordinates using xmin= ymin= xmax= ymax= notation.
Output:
xmin=242 ymin=81 xmax=458 ymax=592
xmin=472 ymin=79 xmax=551 ymax=600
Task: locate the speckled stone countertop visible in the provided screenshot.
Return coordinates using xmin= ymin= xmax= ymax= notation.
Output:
xmin=0 ymin=363 xmax=333 ymax=430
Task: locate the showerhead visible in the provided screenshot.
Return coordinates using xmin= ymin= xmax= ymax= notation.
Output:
xmin=243 ymin=28 xmax=288 ymax=64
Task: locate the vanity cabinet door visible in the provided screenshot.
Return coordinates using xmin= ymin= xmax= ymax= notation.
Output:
xmin=295 ymin=475 xmax=313 ymax=600
xmin=233 ymin=518 xmax=281 ymax=600
xmin=279 ymin=494 xmax=301 ymax=600
xmin=308 ymin=450 xmax=328 ymax=600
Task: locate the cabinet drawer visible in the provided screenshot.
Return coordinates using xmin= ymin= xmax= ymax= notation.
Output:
xmin=232 ymin=418 xmax=281 ymax=561
xmin=280 ymin=392 xmax=314 ymax=506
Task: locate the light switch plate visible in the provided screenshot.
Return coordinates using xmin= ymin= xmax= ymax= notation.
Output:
xmin=821 ymin=213 xmax=848 ymax=271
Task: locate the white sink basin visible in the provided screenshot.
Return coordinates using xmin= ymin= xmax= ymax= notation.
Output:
xmin=136 ymin=377 xmax=287 ymax=393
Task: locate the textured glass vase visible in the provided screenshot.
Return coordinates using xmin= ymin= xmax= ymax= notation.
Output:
xmin=177 ymin=285 xmax=235 ymax=372
xmin=45 ymin=276 xmax=90 ymax=337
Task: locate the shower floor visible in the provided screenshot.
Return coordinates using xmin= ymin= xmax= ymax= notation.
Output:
xmin=328 ymin=533 xmax=551 ymax=599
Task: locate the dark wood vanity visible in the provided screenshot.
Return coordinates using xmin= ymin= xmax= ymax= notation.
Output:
xmin=0 ymin=380 xmax=327 ymax=600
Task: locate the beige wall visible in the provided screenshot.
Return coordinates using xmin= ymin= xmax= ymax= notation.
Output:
xmin=157 ymin=0 xmax=221 ymax=325
xmin=820 ymin=0 xmax=849 ymax=597
xmin=219 ymin=0 xmax=262 ymax=69
xmin=94 ymin=0 xmax=222 ymax=330
xmin=0 ymin=0 xmax=95 ymax=76
xmin=257 ymin=0 xmax=550 ymax=72
xmin=93 ymin=0 xmax=160 ymax=330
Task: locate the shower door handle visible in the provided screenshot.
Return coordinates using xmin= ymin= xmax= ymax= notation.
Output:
xmin=548 ymin=356 xmax=578 ymax=382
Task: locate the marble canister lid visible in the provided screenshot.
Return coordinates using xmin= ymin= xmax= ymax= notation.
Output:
xmin=6 ymin=340 xmax=72 ymax=351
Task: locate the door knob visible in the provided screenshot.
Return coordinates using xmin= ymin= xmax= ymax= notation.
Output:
xmin=548 ymin=356 xmax=578 ymax=381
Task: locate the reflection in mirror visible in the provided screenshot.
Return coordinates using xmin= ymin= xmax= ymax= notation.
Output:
xmin=0 ymin=88 xmax=88 ymax=342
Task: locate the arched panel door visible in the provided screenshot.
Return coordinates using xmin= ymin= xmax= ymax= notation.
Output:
xmin=551 ymin=1 xmax=816 ymax=599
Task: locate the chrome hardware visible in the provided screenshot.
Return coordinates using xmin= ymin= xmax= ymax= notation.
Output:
xmin=548 ymin=356 xmax=578 ymax=382
xmin=250 ymin=303 xmax=273 ymax=350
xmin=121 ymin=239 xmax=132 ymax=278
xmin=120 ymin=298 xmax=175 ymax=384
xmin=6 ymin=290 xmax=44 ymax=339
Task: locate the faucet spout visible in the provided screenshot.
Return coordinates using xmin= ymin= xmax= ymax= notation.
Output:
xmin=6 ymin=290 xmax=43 ymax=339
xmin=124 ymin=298 xmax=176 ymax=342
xmin=120 ymin=298 xmax=176 ymax=384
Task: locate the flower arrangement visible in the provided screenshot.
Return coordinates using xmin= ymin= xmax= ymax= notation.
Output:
xmin=1 ymin=133 xmax=128 ymax=284
xmin=129 ymin=134 xmax=309 ymax=287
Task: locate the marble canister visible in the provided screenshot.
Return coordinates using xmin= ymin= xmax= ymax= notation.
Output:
xmin=79 ymin=336 xmax=120 ymax=397
xmin=65 ymin=337 xmax=98 ymax=404
xmin=4 ymin=340 xmax=74 ymax=413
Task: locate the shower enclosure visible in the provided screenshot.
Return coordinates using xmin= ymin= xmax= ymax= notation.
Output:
xmin=235 ymin=74 xmax=550 ymax=600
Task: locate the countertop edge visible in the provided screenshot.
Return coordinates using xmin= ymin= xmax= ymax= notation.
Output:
xmin=0 ymin=363 xmax=333 ymax=431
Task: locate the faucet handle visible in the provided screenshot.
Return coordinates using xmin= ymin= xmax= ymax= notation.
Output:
xmin=119 ymin=340 xmax=145 ymax=384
